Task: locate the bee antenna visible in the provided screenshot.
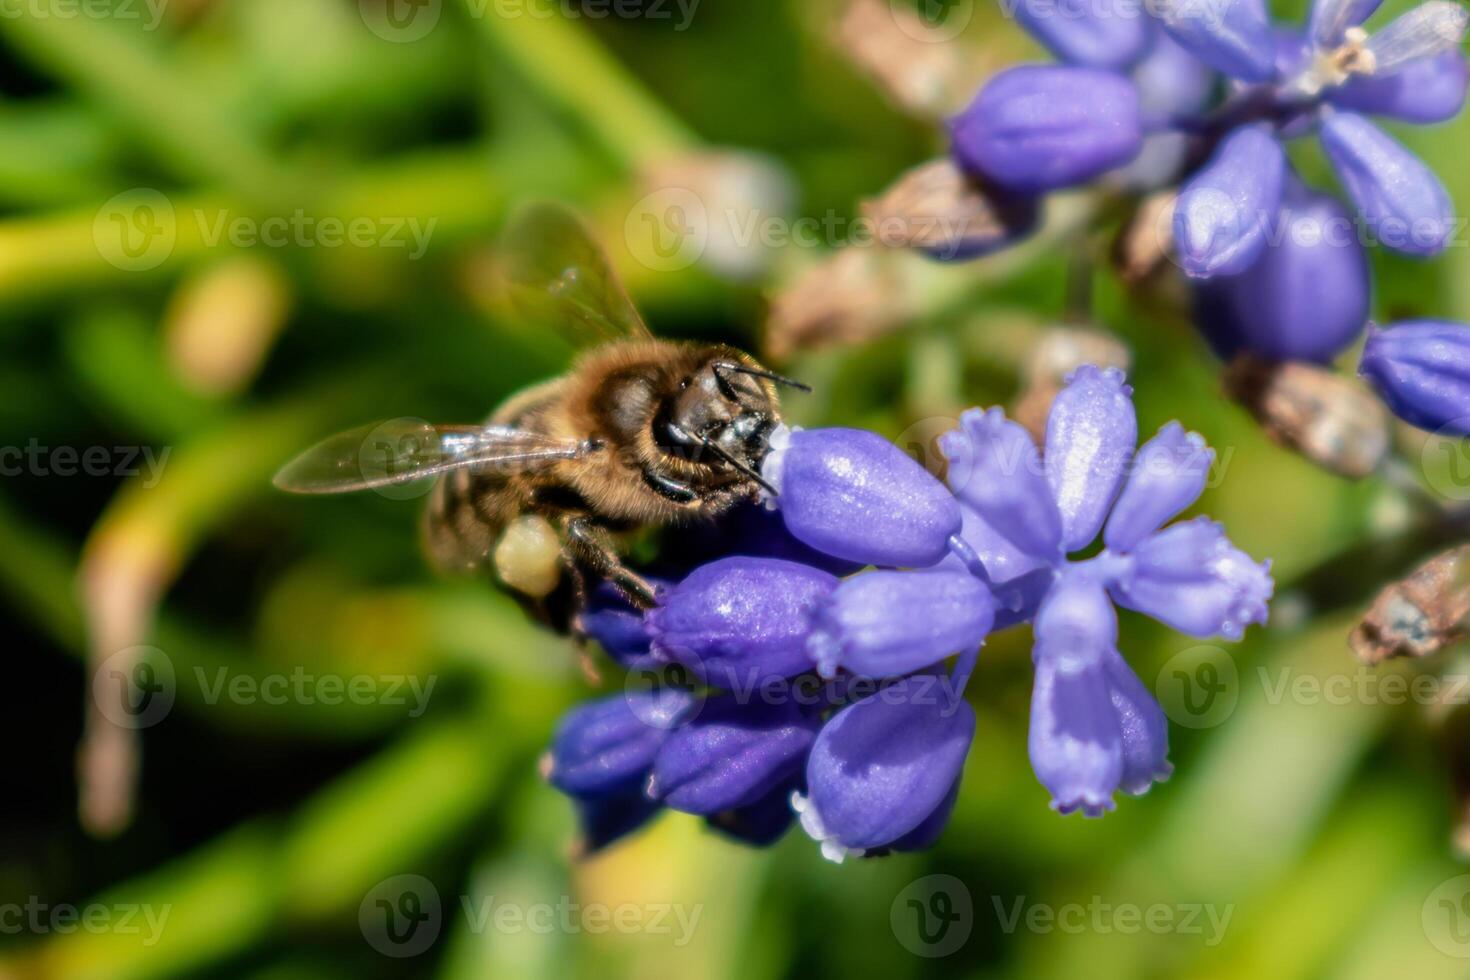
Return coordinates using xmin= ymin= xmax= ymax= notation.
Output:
xmin=670 ymin=422 xmax=778 ymax=497
xmin=714 ymin=362 xmax=812 ymax=394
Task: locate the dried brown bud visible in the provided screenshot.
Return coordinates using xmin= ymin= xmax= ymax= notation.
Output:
xmin=832 ymin=0 xmax=981 ymax=119
xmin=1013 ymin=327 xmax=1132 ymax=440
xmin=861 ymin=158 xmax=1038 ymax=260
xmin=1351 ymin=544 xmax=1470 ymax=663
xmin=764 ymin=247 xmax=906 ymax=359
xmin=1223 ymin=355 xmax=1392 ymax=479
xmin=1114 ymin=191 xmax=1177 ymax=285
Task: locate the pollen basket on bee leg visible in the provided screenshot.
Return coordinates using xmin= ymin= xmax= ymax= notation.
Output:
xmin=494 ymin=515 xmax=564 ymax=599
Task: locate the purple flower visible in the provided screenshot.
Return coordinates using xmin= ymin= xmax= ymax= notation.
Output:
xmin=1193 ymin=185 xmax=1371 ymax=363
xmin=1360 ymin=320 xmax=1470 ymax=434
xmin=1155 ymin=0 xmax=1276 ymax=82
xmin=761 ymin=426 xmax=961 ymax=568
xmin=1174 ymin=124 xmax=1287 ymax=278
xmin=646 ymin=556 xmax=837 ymax=689
xmin=543 ymin=689 xmax=694 ymax=797
xmin=940 ymin=366 xmax=1271 ymax=813
xmin=949 ymin=65 xmax=1144 ymax=193
xmin=649 ymin=697 xmax=819 ymax=815
xmin=546 ymin=368 xmax=1272 ymax=856
xmin=1319 ymin=111 xmax=1454 ymax=256
xmin=797 ymin=675 xmax=975 ymax=860
xmin=806 ymin=569 xmax=995 ymax=679
xmin=1013 ymin=0 xmax=1153 ymax=71
xmin=1330 ymin=49 xmax=1469 ymax=122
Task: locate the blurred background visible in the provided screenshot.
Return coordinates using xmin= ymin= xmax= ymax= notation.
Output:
xmin=4 ymin=0 xmax=1470 ymax=977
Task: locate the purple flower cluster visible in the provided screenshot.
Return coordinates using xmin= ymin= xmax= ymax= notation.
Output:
xmin=542 ymin=368 xmax=1273 ymax=860
xmin=938 ymin=0 xmax=1469 ymax=432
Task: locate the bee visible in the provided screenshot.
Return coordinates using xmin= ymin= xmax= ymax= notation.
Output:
xmin=274 ymin=203 xmax=807 ymax=631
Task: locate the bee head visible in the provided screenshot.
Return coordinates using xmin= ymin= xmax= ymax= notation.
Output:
xmin=659 ymin=353 xmax=806 ymax=487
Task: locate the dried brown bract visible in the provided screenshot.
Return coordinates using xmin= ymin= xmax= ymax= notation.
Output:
xmin=860 ymin=158 xmax=1038 ymax=260
xmin=1223 ymin=355 xmax=1391 ymax=479
xmin=763 ymin=247 xmax=907 ymax=360
xmin=1351 ymin=544 xmax=1470 ymax=663
xmin=832 ymin=0 xmax=980 ymax=119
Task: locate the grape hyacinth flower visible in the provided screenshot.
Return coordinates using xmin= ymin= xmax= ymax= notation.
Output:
xmin=546 ymin=367 xmax=1272 ymax=859
xmin=1360 ymin=319 xmax=1470 ymax=434
xmin=930 ymin=0 xmax=1467 ymax=376
xmin=941 ymin=366 xmax=1272 ymax=813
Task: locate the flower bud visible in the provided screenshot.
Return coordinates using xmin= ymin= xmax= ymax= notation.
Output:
xmin=1360 ymin=320 xmax=1470 ymax=434
xmin=1320 ymin=112 xmax=1454 ymax=257
xmin=1173 ymin=124 xmax=1287 ymax=278
xmin=799 ymin=677 xmax=975 ymax=859
xmin=543 ymin=691 xmax=694 ymax=798
xmin=1109 ymin=517 xmax=1273 ymax=640
xmin=577 ymin=581 xmax=663 ymax=670
xmin=940 ymin=408 xmax=1064 ymax=561
xmin=1014 ymin=0 xmax=1152 ymax=70
xmin=1104 ymin=422 xmax=1215 ymax=553
xmin=949 ymin=65 xmax=1143 ymax=193
xmin=572 ymin=791 xmax=662 ymax=857
xmin=650 ymin=697 xmax=819 ymax=815
xmin=646 ymin=557 xmax=837 ymax=689
xmin=705 ymin=780 xmax=800 ymax=846
xmin=1155 ymin=0 xmax=1276 ymax=82
xmin=1193 ymin=186 xmax=1370 ymax=362
xmin=763 ymin=426 xmax=962 ymax=568
xmin=1330 ymin=50 xmax=1468 ymax=122
xmin=1111 ymin=33 xmax=1217 ymax=190
xmin=807 ymin=569 xmax=996 ymax=678
xmin=1044 ymin=365 xmax=1138 ymax=552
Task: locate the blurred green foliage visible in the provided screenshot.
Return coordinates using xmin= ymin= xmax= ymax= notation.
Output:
xmin=2 ymin=1 xmax=1470 ymax=978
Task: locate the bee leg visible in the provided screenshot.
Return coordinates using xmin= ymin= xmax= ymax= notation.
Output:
xmin=563 ymin=560 xmax=603 ymax=685
xmin=563 ymin=516 xmax=658 ymax=610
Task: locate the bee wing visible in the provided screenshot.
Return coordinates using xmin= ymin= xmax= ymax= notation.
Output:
xmin=273 ymin=419 xmax=591 ymax=495
xmin=500 ymin=201 xmax=652 ymax=348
